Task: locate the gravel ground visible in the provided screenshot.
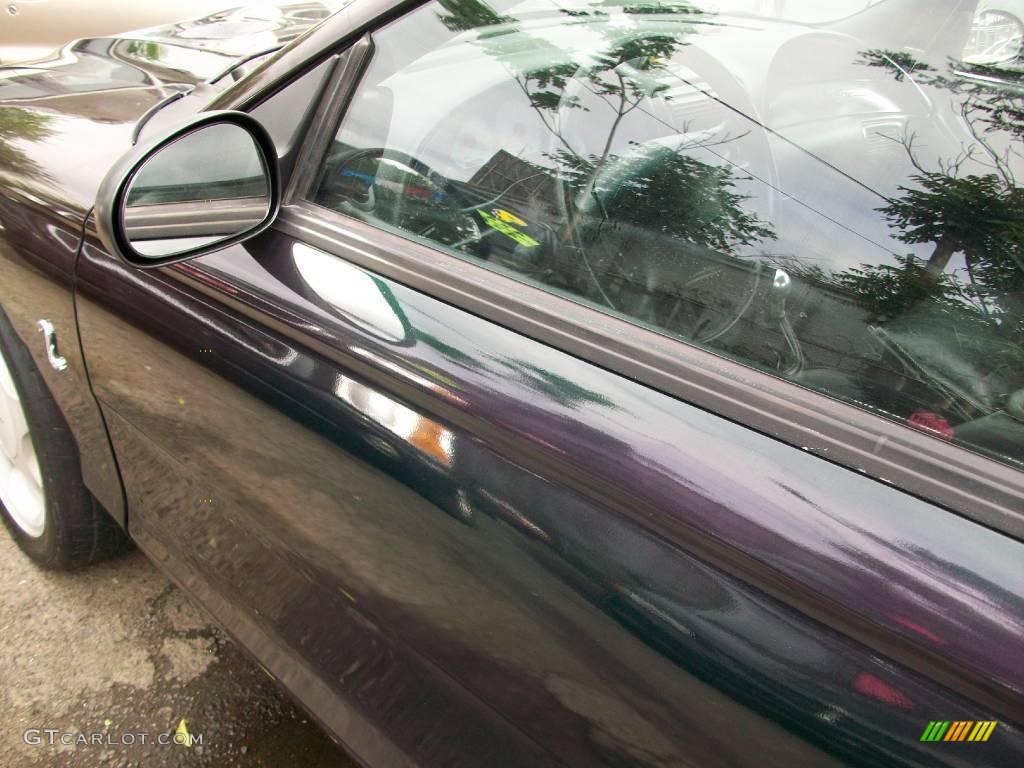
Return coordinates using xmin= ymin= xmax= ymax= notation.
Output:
xmin=0 ymin=532 xmax=356 ymax=768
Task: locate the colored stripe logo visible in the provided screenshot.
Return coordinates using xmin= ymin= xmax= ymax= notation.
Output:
xmin=920 ymin=721 xmax=997 ymax=742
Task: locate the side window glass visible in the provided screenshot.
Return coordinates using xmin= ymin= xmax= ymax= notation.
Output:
xmin=310 ymin=0 xmax=1024 ymax=472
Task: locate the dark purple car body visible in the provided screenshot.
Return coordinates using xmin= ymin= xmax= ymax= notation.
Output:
xmin=0 ymin=1 xmax=1022 ymax=766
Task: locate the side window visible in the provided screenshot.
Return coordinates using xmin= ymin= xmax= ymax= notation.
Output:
xmin=310 ymin=0 xmax=1024 ymax=472
xmin=251 ymin=58 xmax=333 ymax=153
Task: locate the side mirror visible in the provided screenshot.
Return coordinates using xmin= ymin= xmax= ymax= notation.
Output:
xmin=96 ymin=111 xmax=279 ymax=267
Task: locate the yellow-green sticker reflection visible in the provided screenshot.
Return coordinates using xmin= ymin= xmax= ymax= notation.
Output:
xmin=479 ymin=209 xmax=539 ymax=248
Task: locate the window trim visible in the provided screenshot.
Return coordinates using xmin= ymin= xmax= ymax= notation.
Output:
xmin=248 ymin=3 xmax=1024 ymax=539
xmin=277 ymin=202 xmax=1024 ymax=540
xmin=283 ymin=36 xmax=373 ymax=207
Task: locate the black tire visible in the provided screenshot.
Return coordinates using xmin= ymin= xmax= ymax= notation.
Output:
xmin=0 ymin=307 xmax=131 ymax=568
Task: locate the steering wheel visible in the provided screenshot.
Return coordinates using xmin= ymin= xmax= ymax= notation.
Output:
xmin=566 ymin=142 xmax=768 ymax=347
xmin=319 ymin=147 xmax=482 ymax=252
xmin=541 ymin=53 xmax=779 ymax=349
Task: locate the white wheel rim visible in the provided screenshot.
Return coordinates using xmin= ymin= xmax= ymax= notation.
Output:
xmin=0 ymin=345 xmax=45 ymax=538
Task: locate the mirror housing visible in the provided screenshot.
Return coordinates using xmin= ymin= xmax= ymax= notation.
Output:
xmin=96 ymin=110 xmax=280 ymax=268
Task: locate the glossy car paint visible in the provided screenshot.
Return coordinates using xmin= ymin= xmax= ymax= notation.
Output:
xmin=0 ymin=77 xmax=174 ymax=523
xmin=0 ymin=2 xmax=335 ymax=523
xmin=0 ymin=1 xmax=336 ymax=65
xmin=73 ymin=224 xmax=1024 ymax=767
xmin=0 ymin=1 xmax=1022 ymax=766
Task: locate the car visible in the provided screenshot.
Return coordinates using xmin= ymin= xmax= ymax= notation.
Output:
xmin=1 ymin=0 xmax=1022 ymax=766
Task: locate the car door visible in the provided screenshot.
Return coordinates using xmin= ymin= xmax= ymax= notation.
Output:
xmin=76 ymin=1 xmax=1024 ymax=767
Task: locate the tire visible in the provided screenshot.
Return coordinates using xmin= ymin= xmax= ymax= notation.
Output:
xmin=0 ymin=307 xmax=130 ymax=568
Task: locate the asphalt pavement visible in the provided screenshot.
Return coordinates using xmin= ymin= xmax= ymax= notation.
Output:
xmin=0 ymin=532 xmax=357 ymax=768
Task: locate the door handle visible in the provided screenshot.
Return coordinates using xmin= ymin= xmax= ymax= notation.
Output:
xmin=37 ymin=319 xmax=68 ymax=372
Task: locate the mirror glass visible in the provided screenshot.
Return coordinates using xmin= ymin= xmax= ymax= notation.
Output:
xmin=123 ymin=122 xmax=270 ymax=258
